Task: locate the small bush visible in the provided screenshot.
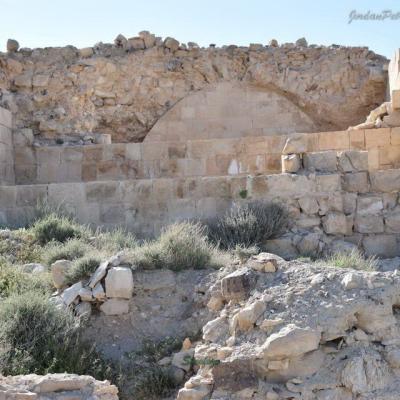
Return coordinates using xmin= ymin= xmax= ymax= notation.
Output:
xmin=325 ymin=249 xmax=377 ymax=271
xmin=0 ymin=291 xmax=110 ymax=378
xmin=131 ymin=222 xmax=222 ymax=271
xmin=31 ymin=214 xmax=88 ymax=245
xmin=44 ymin=238 xmax=91 ymax=266
xmin=65 ymin=256 xmax=100 ymax=286
xmin=207 ymin=201 xmax=289 ymax=249
xmin=0 ymin=263 xmax=52 ymax=298
xmin=137 ymin=336 xmax=182 ymax=363
xmin=93 ymin=228 xmax=137 ymax=254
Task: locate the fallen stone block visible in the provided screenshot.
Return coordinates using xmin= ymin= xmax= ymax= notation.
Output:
xmin=221 ymin=268 xmax=257 ymax=301
xmin=105 ymin=267 xmax=133 ymax=299
xmin=51 ymin=259 xmax=72 ymax=289
xmin=61 ymin=281 xmax=82 ymax=306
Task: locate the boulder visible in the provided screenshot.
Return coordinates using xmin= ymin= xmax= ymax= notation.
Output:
xmin=23 ymin=263 xmax=46 ymax=274
xmin=202 ymin=316 xmax=229 ymax=342
xmin=341 ymin=272 xmax=366 ymax=290
xmin=7 ymin=38 xmax=19 ymax=52
xmin=100 ymin=299 xmax=129 ymax=315
xmin=51 ymin=260 xmax=72 ymax=289
xmin=164 ymin=37 xmax=180 ymax=51
xmin=262 ymin=324 xmax=320 ymax=360
xmin=105 ymin=267 xmax=133 ymax=299
xmin=234 ymin=300 xmax=266 ymax=331
xmin=247 ymin=253 xmax=280 ymax=273
xmin=172 ymin=349 xmax=195 ymax=372
xmin=221 ymin=268 xmax=257 ymax=301
xmin=269 ymin=39 xmax=279 ymax=47
xmin=61 ymin=281 xmax=83 ymax=306
xmin=295 ymin=37 xmax=308 ymax=47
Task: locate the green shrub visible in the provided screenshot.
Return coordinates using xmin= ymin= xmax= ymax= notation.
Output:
xmin=44 ymin=238 xmax=91 ymax=266
xmin=324 ymin=249 xmax=377 ymax=271
xmin=0 ymin=291 xmax=111 ymax=378
xmin=207 ymin=201 xmax=289 ymax=249
xmin=31 ymin=214 xmax=88 ymax=245
xmin=93 ymin=228 xmax=137 ymax=254
xmin=65 ymin=256 xmax=100 ymax=286
xmin=0 ymin=263 xmax=52 ymax=298
xmin=132 ymin=222 xmax=222 ymax=271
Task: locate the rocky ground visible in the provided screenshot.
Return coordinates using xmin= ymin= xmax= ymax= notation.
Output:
xmin=47 ymin=250 xmax=400 ymax=399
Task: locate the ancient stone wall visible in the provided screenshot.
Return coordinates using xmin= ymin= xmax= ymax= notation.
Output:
xmin=0 ymin=36 xmax=387 ymax=142
xmin=0 ymin=106 xmax=14 ymax=184
xmin=10 ymin=127 xmax=400 ymax=185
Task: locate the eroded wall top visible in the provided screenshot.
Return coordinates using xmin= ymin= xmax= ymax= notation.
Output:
xmin=0 ymin=32 xmax=388 ymax=142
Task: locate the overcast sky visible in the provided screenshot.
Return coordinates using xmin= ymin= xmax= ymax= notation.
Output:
xmin=0 ymin=0 xmax=398 ymax=58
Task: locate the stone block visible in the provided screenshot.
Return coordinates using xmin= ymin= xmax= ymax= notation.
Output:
xmin=349 ymin=130 xmax=365 ymax=150
xmin=356 ymin=196 xmax=383 ymax=216
xmin=342 ymin=172 xmax=369 ymax=193
xmin=337 ymin=151 xmax=368 ymax=172
xmin=315 ymin=174 xmax=341 ymax=192
xmin=16 ymin=185 xmax=47 ymax=206
xmin=363 ymin=235 xmax=399 ymax=257
xmin=318 ymin=130 xmax=349 ymax=151
xmin=13 ymin=128 xmax=34 ymax=146
xmin=105 ymin=267 xmax=133 ymax=299
xmin=265 ymin=236 xmax=298 ymax=259
xmin=370 ymin=169 xmax=400 ymax=192
xmin=317 ymin=194 xmax=343 ymax=215
xmin=61 ymin=281 xmax=83 ymax=306
xmin=51 ymin=259 xmax=72 ymax=289
xmin=296 ymin=215 xmax=321 ymax=229
xmin=379 ymin=145 xmax=400 ymax=167
xmin=384 ymin=209 xmax=400 ymax=233
xmin=392 ymin=89 xmax=400 ymax=110
xmin=354 ymin=215 xmax=384 ymax=233
xmin=391 ymin=127 xmax=400 ymax=145
xmin=100 ymin=299 xmax=130 ymax=315
xmin=322 ymin=212 xmax=347 ymax=235
xmin=266 ymin=174 xmax=316 ymax=197
xmin=0 ymin=107 xmax=12 ymax=128
xmin=281 ymin=154 xmax=301 ymax=173
xmin=298 ymin=197 xmax=319 ymax=215
xmin=368 ymin=148 xmax=379 ymax=171
xmin=365 ymin=128 xmax=390 ymax=148
xmin=303 ymin=151 xmax=337 ymax=172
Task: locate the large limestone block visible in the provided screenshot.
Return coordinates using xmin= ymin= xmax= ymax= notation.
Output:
xmin=61 ymin=281 xmax=83 ymax=306
xmin=385 ymin=210 xmax=400 ymax=233
xmin=298 ymin=196 xmax=319 ymax=215
xmin=262 ymin=324 xmax=320 ymax=360
xmin=370 ymin=169 xmax=400 ymax=192
xmin=51 ymin=260 xmax=72 ymax=289
xmin=322 ymin=212 xmax=347 ymax=235
xmin=356 ymin=196 xmax=383 ymax=216
xmin=392 ymin=89 xmax=400 ymax=110
xmin=354 ymin=215 xmax=384 ymax=234
xmin=338 ymin=150 xmax=368 ymax=172
xmin=100 ymin=299 xmax=129 ymax=315
xmin=303 ymin=151 xmax=337 ymax=172
xmin=363 ymin=234 xmax=399 ymax=257
xmin=342 ymin=172 xmax=369 ymax=193
xmin=105 ymin=267 xmax=133 ymax=299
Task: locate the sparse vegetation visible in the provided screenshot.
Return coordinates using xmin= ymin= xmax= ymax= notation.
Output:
xmin=0 ymin=291 xmax=111 ymax=378
xmin=93 ymin=227 xmax=137 ymax=253
xmin=324 ymin=249 xmax=377 ymax=271
xmin=30 ymin=213 xmax=89 ymax=245
xmin=44 ymin=238 xmax=91 ymax=266
xmin=131 ymin=222 xmax=224 ymax=271
xmin=64 ymin=255 xmax=101 ymax=286
xmin=207 ymin=201 xmax=289 ymax=249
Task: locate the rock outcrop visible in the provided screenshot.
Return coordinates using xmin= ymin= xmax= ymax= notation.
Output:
xmin=0 ymin=373 xmax=118 ymax=400
xmin=0 ymin=32 xmax=387 ymax=142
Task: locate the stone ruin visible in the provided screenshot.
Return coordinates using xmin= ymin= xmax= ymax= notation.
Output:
xmin=2 ymin=29 xmax=400 ymax=400
xmin=0 ymin=32 xmax=399 ymax=257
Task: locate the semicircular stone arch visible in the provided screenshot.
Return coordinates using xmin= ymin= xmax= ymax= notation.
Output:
xmin=145 ymin=81 xmax=317 ymax=142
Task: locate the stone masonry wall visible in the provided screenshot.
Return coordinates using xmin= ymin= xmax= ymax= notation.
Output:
xmin=11 ymin=127 xmax=400 ymax=185
xmin=0 ymin=106 xmax=14 ymax=184
xmin=0 ymin=35 xmax=387 ymax=142
xmin=2 ymin=155 xmax=400 ymax=258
